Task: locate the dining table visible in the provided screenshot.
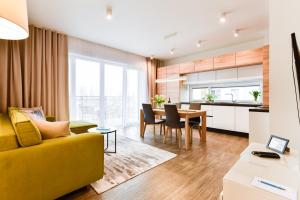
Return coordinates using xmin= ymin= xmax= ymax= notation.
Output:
xmin=140 ymin=108 xmax=207 ymax=150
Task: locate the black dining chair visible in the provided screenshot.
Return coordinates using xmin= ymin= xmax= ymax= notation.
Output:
xmin=142 ymin=104 xmax=165 ymax=137
xmin=189 ymin=103 xmax=202 ymax=143
xmin=164 ymin=104 xmax=185 ymax=149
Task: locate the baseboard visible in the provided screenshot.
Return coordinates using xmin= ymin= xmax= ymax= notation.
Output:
xmin=207 ymin=128 xmax=249 ymax=138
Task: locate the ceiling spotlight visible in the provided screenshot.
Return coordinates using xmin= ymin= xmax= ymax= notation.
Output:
xmin=196 ymin=41 xmax=202 ymax=48
xmin=170 ymin=48 xmax=175 ymax=55
xmin=150 ymin=55 xmax=154 ymax=60
xmin=233 ymin=29 xmax=239 ymax=38
xmin=219 ymin=13 xmax=226 ymax=23
xmin=106 ymin=5 xmax=112 ymax=20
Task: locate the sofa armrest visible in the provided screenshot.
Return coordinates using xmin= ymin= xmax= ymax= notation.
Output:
xmin=45 ymin=116 xmax=56 ymax=122
xmin=0 ymin=133 xmax=104 ymax=200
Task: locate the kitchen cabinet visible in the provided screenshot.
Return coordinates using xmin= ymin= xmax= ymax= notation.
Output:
xmin=213 ymin=53 xmax=236 ymax=70
xmin=201 ymin=105 xmax=253 ymax=133
xmin=157 ymin=67 xmax=166 ymax=79
xmin=213 ymin=106 xmax=235 ymax=130
xmin=215 ymin=68 xmax=237 ymax=81
xmin=194 ymin=58 xmax=214 ymax=72
xmin=156 ymin=83 xmax=167 ymax=96
xmin=201 ymin=105 xmax=214 ymax=127
xmin=235 ymin=107 xmax=251 ymax=133
xmin=166 ymin=64 xmax=180 ymax=75
xmin=179 ymin=62 xmax=195 ymax=74
xmin=236 ymin=47 xmax=263 ymax=67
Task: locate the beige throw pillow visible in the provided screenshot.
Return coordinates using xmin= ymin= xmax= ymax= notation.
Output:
xmin=31 ymin=118 xmax=70 ymax=140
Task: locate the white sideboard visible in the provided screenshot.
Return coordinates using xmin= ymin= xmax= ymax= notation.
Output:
xmin=223 ymin=143 xmax=300 ymax=200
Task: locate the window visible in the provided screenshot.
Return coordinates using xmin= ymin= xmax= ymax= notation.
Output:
xmin=69 ymin=54 xmax=144 ymax=128
xmin=211 ymin=85 xmax=261 ymax=102
xmin=191 ymin=88 xmax=209 ymax=101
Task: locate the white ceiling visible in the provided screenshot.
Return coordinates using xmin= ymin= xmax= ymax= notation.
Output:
xmin=27 ymin=0 xmax=269 ymax=60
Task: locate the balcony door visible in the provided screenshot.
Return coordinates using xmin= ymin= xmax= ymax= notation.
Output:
xmin=69 ymin=54 xmax=142 ymax=128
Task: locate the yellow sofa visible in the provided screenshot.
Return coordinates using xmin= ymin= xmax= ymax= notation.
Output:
xmin=0 ymin=113 xmax=104 ymax=200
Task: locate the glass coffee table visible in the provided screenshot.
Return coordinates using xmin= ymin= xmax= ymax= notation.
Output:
xmin=88 ymin=127 xmax=117 ymax=153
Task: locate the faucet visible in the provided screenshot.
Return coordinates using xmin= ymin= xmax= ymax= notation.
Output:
xmin=226 ymin=93 xmax=236 ymax=103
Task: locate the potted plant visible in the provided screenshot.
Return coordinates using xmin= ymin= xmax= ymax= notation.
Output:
xmin=153 ymin=95 xmax=166 ymax=108
xmin=249 ymin=90 xmax=261 ymax=102
xmin=203 ymin=93 xmax=216 ymax=103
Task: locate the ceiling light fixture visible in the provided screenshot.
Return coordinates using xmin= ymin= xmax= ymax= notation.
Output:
xmin=150 ymin=55 xmax=154 ymax=60
xmin=106 ymin=5 xmax=112 ymax=20
xmin=196 ymin=40 xmax=202 ymax=48
xmin=170 ymin=48 xmax=175 ymax=55
xmin=0 ymin=0 xmax=29 ymax=40
xmin=219 ymin=13 xmax=227 ymax=23
xmin=233 ymin=29 xmax=239 ymax=38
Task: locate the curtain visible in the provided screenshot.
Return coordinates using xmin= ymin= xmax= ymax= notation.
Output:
xmin=0 ymin=26 xmax=69 ymax=120
xmin=146 ymin=58 xmax=160 ymax=104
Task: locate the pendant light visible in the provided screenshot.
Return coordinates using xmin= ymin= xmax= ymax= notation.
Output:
xmin=0 ymin=0 xmax=29 ymax=40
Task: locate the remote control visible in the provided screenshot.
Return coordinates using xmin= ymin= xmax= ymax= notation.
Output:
xmin=251 ymin=151 xmax=280 ymax=159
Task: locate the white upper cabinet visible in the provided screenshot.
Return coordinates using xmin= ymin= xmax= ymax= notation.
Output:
xmin=237 ymin=65 xmax=262 ymax=80
xmin=215 ymin=68 xmax=238 ymax=81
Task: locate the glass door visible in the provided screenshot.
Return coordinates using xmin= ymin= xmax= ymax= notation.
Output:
xmin=125 ymin=69 xmax=139 ymax=126
xmin=104 ymin=64 xmax=124 ymax=127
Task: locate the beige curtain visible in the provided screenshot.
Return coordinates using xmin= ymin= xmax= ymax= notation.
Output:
xmin=146 ymin=58 xmax=160 ymax=104
xmin=0 ymin=26 xmax=69 ymax=120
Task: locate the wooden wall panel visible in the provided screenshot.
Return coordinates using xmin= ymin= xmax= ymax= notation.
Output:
xmin=156 ymin=83 xmax=167 ymax=96
xmin=167 ymin=81 xmax=180 ymax=103
xmin=236 ymin=47 xmax=263 ymax=67
xmin=194 ymin=58 xmax=214 ymax=72
xmin=213 ymin=53 xmax=236 ymax=70
xmin=179 ymin=62 xmax=195 ymax=74
xmin=263 ymin=45 xmax=269 ymax=106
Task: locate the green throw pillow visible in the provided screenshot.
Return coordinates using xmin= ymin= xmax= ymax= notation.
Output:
xmin=8 ymin=108 xmax=42 ymax=147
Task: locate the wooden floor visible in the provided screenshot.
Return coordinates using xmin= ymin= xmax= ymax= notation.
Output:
xmin=59 ymin=126 xmax=248 ymax=200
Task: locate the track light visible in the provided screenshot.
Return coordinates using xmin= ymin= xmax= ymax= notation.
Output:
xmin=106 ymin=6 xmax=112 ymax=20
xmin=196 ymin=41 xmax=202 ymax=48
xmin=219 ymin=13 xmax=226 ymax=23
xmin=150 ymin=55 xmax=154 ymax=60
xmin=233 ymin=29 xmax=239 ymax=38
xmin=170 ymin=48 xmax=175 ymax=55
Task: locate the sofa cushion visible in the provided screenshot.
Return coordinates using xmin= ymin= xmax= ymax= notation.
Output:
xmin=0 ymin=113 xmax=19 ymax=152
xmin=31 ymin=118 xmax=70 ymax=139
xmin=9 ymin=106 xmax=46 ymax=120
xmin=70 ymin=120 xmax=97 ymax=134
xmin=9 ymin=109 xmax=42 ymax=147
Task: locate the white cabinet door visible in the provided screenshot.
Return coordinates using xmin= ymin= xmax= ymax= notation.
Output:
xmin=213 ymin=106 xmax=235 ymax=130
xmin=201 ymin=105 xmax=213 ymax=128
xmin=235 ymin=107 xmax=251 ymax=133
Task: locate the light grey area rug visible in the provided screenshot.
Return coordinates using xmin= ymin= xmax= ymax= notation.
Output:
xmin=91 ymin=136 xmax=177 ymax=194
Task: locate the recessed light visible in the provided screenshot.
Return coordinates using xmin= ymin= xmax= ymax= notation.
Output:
xmin=219 ymin=13 xmax=226 ymax=23
xmin=170 ymin=48 xmax=175 ymax=55
xmin=233 ymin=29 xmax=239 ymax=38
xmin=106 ymin=6 xmax=112 ymax=20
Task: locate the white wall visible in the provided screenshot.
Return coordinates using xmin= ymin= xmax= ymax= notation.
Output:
xmin=68 ymin=36 xmax=146 ymax=71
xmin=164 ymin=38 xmax=268 ymax=65
xmin=269 ymin=0 xmax=300 ymax=149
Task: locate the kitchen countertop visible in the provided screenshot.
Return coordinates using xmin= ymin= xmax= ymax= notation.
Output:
xmin=180 ymin=102 xmax=262 ymax=107
xmin=249 ymin=106 xmax=269 ymax=112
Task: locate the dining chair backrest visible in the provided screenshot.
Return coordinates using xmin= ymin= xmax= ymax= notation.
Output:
xmin=164 ymin=104 xmax=181 ymax=128
xmin=142 ymin=104 xmax=155 ymax=124
xmin=189 ymin=103 xmax=201 ymax=110
xmin=189 ymin=103 xmax=201 ymax=123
